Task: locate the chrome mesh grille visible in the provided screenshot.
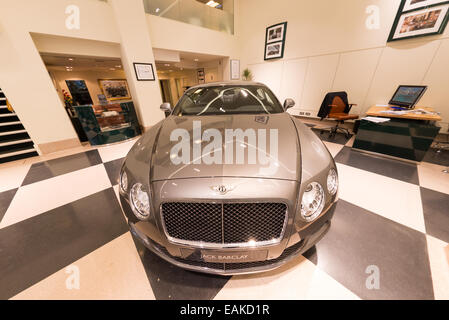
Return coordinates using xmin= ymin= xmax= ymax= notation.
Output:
xmin=161 ymin=202 xmax=287 ymax=245
xmin=161 ymin=202 xmax=222 ymax=243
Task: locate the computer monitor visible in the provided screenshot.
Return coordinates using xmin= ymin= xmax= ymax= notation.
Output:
xmin=389 ymin=85 xmax=427 ymax=109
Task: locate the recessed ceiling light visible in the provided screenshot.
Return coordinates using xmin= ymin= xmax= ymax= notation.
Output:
xmin=68 ymin=58 xmax=74 ymax=61
xmin=164 ymin=64 xmax=170 ymax=66
xmin=194 ymin=58 xmax=199 ymax=62
xmin=206 ymin=0 xmax=219 ymax=8
xmin=115 ymin=65 xmax=121 ymax=68
xmin=110 ymin=68 xmax=116 ymax=70
xmin=155 ymin=8 xmax=160 ymax=13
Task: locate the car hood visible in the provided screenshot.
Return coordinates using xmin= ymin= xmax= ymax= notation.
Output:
xmin=151 ymin=113 xmax=300 ymax=181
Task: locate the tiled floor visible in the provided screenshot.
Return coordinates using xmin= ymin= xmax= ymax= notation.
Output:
xmin=1 ymin=128 xmax=448 ymax=300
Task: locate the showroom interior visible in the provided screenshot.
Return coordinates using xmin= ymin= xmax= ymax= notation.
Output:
xmin=0 ymin=0 xmax=448 ymax=301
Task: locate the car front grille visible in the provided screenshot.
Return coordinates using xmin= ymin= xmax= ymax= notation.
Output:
xmin=161 ymin=202 xmax=288 ymax=247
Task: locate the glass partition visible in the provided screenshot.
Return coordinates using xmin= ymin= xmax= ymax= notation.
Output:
xmin=143 ymin=0 xmax=234 ymax=35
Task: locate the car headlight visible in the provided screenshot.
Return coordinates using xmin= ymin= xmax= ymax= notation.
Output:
xmin=120 ymin=170 xmax=128 ymax=193
xmin=130 ymin=183 xmax=151 ymax=220
xmin=327 ymin=168 xmax=338 ymax=195
xmin=300 ymin=182 xmax=325 ymax=222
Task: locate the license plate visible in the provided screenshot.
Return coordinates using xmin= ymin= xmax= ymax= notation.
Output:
xmin=200 ymin=250 xmax=268 ymax=263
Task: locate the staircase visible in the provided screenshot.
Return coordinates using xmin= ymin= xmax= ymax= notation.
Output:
xmin=0 ymin=88 xmax=38 ymax=164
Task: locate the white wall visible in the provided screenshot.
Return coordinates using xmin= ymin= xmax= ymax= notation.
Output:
xmin=237 ymin=0 xmax=449 ymax=132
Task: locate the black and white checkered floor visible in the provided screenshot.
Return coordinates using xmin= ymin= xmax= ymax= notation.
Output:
xmin=1 ymin=128 xmax=448 ymax=300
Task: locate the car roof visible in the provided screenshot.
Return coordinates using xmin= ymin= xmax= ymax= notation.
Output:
xmin=188 ymin=81 xmax=266 ymax=90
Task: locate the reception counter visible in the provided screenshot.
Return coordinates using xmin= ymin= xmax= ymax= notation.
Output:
xmin=74 ymin=101 xmax=141 ymax=146
xmin=353 ymin=106 xmax=441 ymax=162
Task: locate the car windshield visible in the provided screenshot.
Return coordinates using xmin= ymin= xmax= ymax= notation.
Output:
xmin=172 ymin=85 xmax=284 ymax=116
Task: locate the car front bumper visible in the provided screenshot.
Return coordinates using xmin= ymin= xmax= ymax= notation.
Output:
xmin=127 ymin=200 xmax=336 ymax=276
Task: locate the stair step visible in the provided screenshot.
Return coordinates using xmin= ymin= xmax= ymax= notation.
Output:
xmin=0 ymin=129 xmax=27 ymax=136
xmin=0 ymin=147 xmax=36 ymax=159
xmin=0 ymin=113 xmax=16 ymax=117
xmin=0 ymin=106 xmax=8 ymax=109
xmin=0 ymin=138 xmax=32 ymax=147
xmin=0 ymin=121 xmax=21 ymax=126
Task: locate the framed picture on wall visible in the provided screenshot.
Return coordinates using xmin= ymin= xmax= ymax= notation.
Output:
xmin=264 ymin=41 xmax=284 ymax=60
xmin=264 ymin=22 xmax=287 ymax=60
xmin=230 ymin=59 xmax=240 ymax=80
xmin=403 ymin=0 xmax=449 ymax=12
xmin=133 ymin=62 xmax=155 ymax=81
xmin=99 ymin=79 xmax=132 ymax=101
xmin=388 ymin=0 xmax=449 ymax=41
xmin=266 ymin=22 xmax=287 ymax=44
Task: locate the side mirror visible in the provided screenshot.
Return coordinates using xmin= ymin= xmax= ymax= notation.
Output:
xmin=283 ymin=98 xmax=295 ymax=111
xmin=160 ymin=102 xmax=172 ymax=113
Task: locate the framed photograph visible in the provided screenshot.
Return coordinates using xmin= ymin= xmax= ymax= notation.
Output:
xmin=99 ymin=79 xmax=131 ymax=101
xmin=403 ymin=0 xmax=449 ymax=12
xmin=230 ymin=59 xmax=240 ymax=80
xmin=266 ymin=22 xmax=287 ymax=44
xmin=264 ymin=41 xmax=284 ymax=60
xmin=388 ymin=2 xmax=449 ymax=41
xmin=133 ymin=62 xmax=155 ymax=81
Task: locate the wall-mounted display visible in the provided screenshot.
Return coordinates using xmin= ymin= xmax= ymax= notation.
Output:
xmin=133 ymin=62 xmax=155 ymax=81
xmin=65 ymin=80 xmax=93 ymax=106
xmin=264 ymin=22 xmax=287 ymax=60
xmin=388 ymin=0 xmax=449 ymax=41
xmin=99 ymin=79 xmax=131 ymax=101
xmin=230 ymin=59 xmax=240 ymax=80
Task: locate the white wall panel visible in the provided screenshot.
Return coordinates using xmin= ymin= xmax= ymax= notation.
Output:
xmin=332 ymin=48 xmax=383 ymax=116
xmin=278 ymin=58 xmax=308 ymax=111
xmin=250 ymin=61 xmax=284 ymax=97
xmin=300 ymin=54 xmax=340 ymax=114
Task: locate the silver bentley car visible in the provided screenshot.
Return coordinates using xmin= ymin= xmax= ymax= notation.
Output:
xmin=119 ymin=82 xmax=338 ymax=275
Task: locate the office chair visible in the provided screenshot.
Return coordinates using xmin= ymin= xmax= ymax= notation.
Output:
xmin=317 ymin=92 xmax=359 ymax=139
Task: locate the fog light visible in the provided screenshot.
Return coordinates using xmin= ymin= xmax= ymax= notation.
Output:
xmin=327 ymin=168 xmax=338 ymax=195
xmin=300 ymin=182 xmax=325 ymax=222
xmin=130 ymin=183 xmax=150 ymax=220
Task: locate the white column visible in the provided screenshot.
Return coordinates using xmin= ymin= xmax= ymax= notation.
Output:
xmin=109 ymin=0 xmax=164 ymax=130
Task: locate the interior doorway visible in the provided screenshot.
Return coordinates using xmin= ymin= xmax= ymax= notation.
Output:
xmin=155 ymin=50 xmax=227 ymax=106
xmin=159 ymin=79 xmax=173 ymax=106
xmin=40 ymin=53 xmax=133 ymax=143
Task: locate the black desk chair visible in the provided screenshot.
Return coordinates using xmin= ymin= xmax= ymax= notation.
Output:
xmin=317 ymin=92 xmax=359 ymax=139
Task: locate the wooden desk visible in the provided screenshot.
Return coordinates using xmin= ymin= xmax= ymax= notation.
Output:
xmin=366 ymin=106 xmax=442 ymax=121
xmin=353 ymin=105 xmax=441 ymax=162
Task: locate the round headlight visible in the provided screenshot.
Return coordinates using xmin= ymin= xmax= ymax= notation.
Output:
xmin=301 ymin=182 xmax=325 ymax=222
xmin=327 ymin=168 xmax=338 ymax=195
xmin=120 ymin=170 xmax=128 ymax=192
xmin=130 ymin=183 xmax=150 ymax=220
